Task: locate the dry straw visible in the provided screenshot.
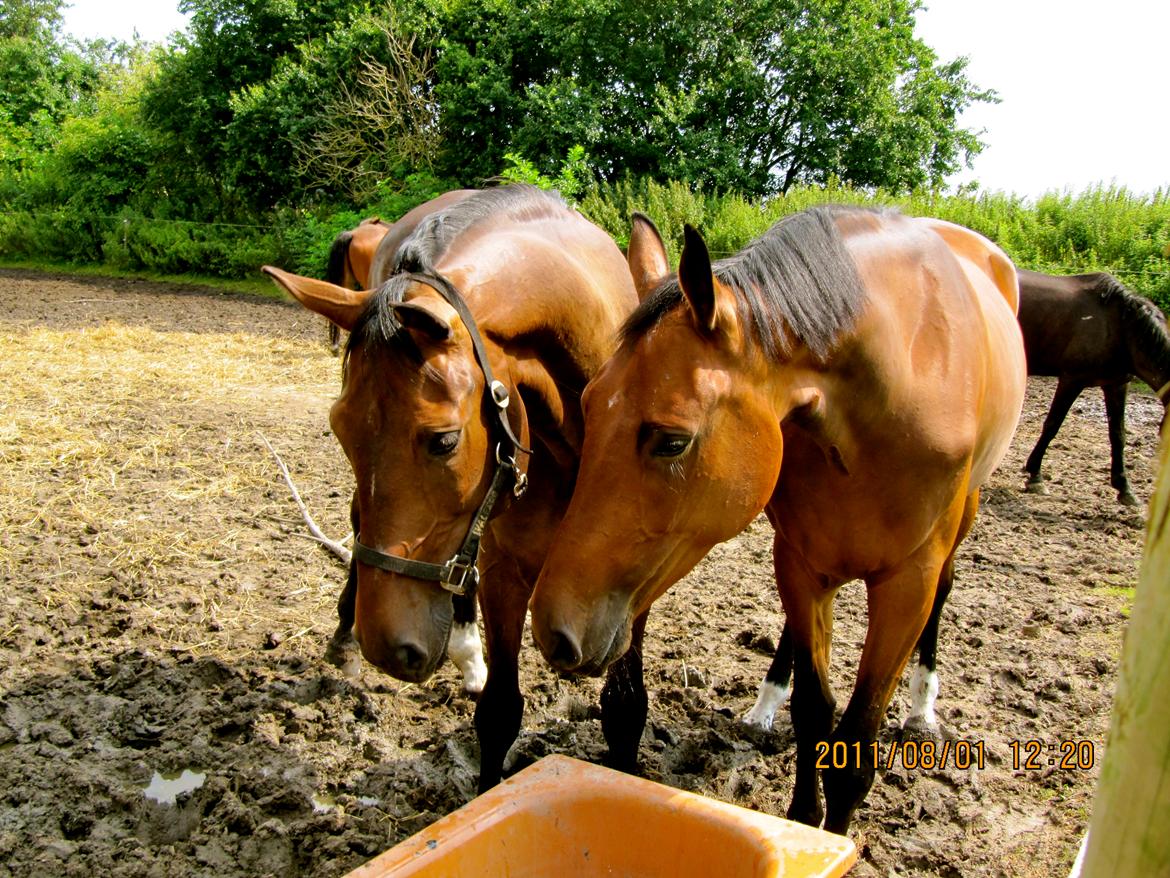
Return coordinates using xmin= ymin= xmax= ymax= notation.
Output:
xmin=0 ymin=294 xmax=355 ymax=683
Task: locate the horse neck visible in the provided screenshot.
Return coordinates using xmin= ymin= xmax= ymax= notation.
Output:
xmin=447 ymin=276 xmax=614 ymax=467
xmin=1120 ymin=303 xmax=1170 ymax=405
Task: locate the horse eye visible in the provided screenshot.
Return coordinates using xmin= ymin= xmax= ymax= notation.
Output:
xmin=650 ymin=432 xmax=693 ymax=458
xmin=428 ymin=430 xmax=461 ymax=457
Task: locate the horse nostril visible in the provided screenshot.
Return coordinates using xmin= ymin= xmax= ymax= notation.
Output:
xmin=394 ymin=642 xmax=427 ymax=674
xmin=547 ymin=628 xmax=583 ymax=671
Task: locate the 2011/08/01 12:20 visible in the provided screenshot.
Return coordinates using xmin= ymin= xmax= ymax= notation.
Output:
xmin=814 ymin=739 xmax=1098 ymax=772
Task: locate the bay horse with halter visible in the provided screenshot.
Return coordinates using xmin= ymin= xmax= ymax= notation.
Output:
xmin=1017 ymin=269 xmax=1170 ymax=505
xmin=264 ymin=185 xmax=642 ymax=791
xmin=529 ymin=206 xmax=1026 ymax=833
xmin=322 ymin=191 xmax=477 ymax=354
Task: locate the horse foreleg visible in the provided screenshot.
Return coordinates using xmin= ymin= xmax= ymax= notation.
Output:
xmin=905 ymin=490 xmax=978 ymax=732
xmin=474 ymin=551 xmax=528 ymax=793
xmin=743 ymin=622 xmax=794 ymax=731
xmin=821 ymin=521 xmax=960 ymax=835
xmin=323 ymin=557 xmax=361 ymax=677
xmin=599 ymin=610 xmax=650 ymax=774
xmin=1025 ymin=378 xmax=1084 ymax=491
xmin=328 ymin=320 xmax=341 ymax=356
xmin=448 ymin=592 xmax=487 ymax=693
xmin=325 ymin=493 xmax=361 ymax=676
xmin=776 ymin=541 xmax=837 ymax=828
xmin=1103 ymin=382 xmax=1138 ymax=506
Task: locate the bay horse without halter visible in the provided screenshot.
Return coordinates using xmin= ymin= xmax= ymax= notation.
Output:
xmin=323 ymin=191 xmax=477 ymax=354
xmin=529 ymin=206 xmax=1026 ymax=834
xmin=264 ymin=185 xmax=641 ymax=791
xmin=741 ymin=267 xmax=1170 ymax=734
xmin=1018 ymin=269 xmax=1170 ymax=505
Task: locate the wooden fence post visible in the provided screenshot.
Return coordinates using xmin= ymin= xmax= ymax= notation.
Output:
xmin=1079 ymin=426 xmax=1170 ymax=876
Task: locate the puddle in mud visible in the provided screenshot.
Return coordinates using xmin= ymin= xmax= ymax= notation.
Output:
xmin=311 ymin=793 xmax=382 ymax=812
xmin=143 ymin=769 xmax=206 ymax=805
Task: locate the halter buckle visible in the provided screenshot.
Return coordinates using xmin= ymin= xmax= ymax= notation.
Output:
xmin=490 ymin=380 xmax=510 ymax=409
xmin=439 ymin=555 xmax=480 ymax=596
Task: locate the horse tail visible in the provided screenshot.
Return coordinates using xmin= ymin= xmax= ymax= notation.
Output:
xmin=326 ymin=229 xmax=357 ymax=288
xmin=1100 ymin=273 xmax=1170 ymax=401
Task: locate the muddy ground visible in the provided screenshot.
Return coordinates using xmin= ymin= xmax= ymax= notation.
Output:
xmin=0 ymin=269 xmax=1160 ymax=877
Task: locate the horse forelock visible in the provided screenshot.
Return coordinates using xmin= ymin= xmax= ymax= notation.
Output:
xmin=343 ymin=274 xmax=425 ymax=370
xmin=620 ymin=205 xmax=874 ymax=360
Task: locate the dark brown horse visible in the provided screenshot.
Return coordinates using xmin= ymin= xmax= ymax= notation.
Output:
xmin=264 ymin=186 xmax=641 ymax=791
xmin=318 ymin=193 xmax=486 ymax=691
xmin=323 ymin=191 xmax=477 ymax=354
xmin=1018 ymin=269 xmax=1170 ymax=505
xmin=529 ymin=206 xmax=1026 ymax=834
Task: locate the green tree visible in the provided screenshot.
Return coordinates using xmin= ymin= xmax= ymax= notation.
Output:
xmin=432 ymin=0 xmax=992 ymax=195
xmin=139 ymin=0 xmax=365 ymax=217
xmin=0 ymin=0 xmax=105 ymax=170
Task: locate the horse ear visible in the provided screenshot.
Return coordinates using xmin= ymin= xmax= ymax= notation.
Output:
xmin=677 ymin=224 xmax=719 ymax=332
xmin=262 ymin=266 xmax=369 ymax=331
xmin=627 ymin=212 xmax=670 ymax=301
xmin=390 ymin=300 xmax=453 ymax=345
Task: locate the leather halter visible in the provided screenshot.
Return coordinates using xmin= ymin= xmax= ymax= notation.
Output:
xmin=351 ymin=272 xmax=530 ymax=597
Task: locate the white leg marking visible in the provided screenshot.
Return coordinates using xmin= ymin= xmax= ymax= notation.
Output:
xmin=448 ymin=621 xmax=487 ymax=694
xmin=742 ymin=679 xmax=791 ymax=731
xmin=906 ymin=664 xmax=939 ymax=727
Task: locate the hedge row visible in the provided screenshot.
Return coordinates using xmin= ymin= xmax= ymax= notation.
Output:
xmin=2 ymin=179 xmax=1167 ymax=311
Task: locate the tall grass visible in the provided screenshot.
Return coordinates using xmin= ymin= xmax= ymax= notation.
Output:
xmin=580 ymin=179 xmax=1170 ymax=310
xmin=3 ymin=180 xmax=1168 ymax=310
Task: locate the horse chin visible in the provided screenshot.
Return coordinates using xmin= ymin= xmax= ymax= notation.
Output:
xmin=577 ymin=617 xmax=633 ymax=678
xmin=354 ymin=594 xmax=453 ymax=684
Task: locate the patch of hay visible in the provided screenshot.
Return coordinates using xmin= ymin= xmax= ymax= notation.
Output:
xmin=0 ymin=319 xmax=353 ymax=681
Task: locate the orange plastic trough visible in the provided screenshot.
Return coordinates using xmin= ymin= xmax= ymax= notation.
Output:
xmin=346 ymin=754 xmax=856 ymax=878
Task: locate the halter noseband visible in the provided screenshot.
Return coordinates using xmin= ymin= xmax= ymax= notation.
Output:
xmin=351 ymin=272 xmax=531 ymax=598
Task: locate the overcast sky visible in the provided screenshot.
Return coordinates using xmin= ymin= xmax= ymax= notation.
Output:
xmin=59 ymin=0 xmax=1168 ymax=201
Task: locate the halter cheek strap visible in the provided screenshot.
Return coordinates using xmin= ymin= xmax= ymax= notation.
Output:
xmin=350 ymin=271 xmax=531 ymax=598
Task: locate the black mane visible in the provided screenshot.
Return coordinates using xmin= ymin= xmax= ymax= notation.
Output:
xmin=1100 ymin=274 xmax=1170 ymax=382
xmin=346 ymin=185 xmax=569 ymax=361
xmin=621 ymin=205 xmax=875 ymax=360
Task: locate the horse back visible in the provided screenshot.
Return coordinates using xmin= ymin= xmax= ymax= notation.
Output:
xmin=367 ymin=190 xmax=479 ymax=286
xmin=1016 ymin=269 xmax=1130 ymax=379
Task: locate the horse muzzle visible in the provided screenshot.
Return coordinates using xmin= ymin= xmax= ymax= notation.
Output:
xmin=533 ymin=594 xmax=632 ymax=677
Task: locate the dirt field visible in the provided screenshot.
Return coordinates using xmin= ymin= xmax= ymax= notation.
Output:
xmin=0 ymin=269 xmax=1160 ymax=877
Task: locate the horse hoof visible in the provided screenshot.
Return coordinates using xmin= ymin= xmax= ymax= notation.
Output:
xmin=740 ymin=709 xmax=775 ymax=732
xmin=1024 ymin=479 xmax=1048 ymax=495
xmin=901 ymin=716 xmax=943 ymax=742
xmin=1118 ymin=491 xmax=1139 ymax=507
xmin=324 ymin=639 xmax=362 ymax=678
